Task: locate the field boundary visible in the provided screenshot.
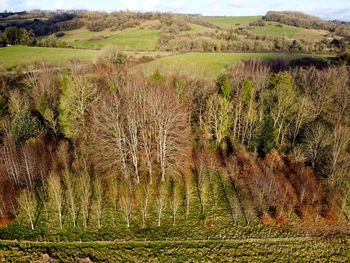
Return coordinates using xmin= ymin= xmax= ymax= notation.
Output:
xmin=0 ymin=235 xmax=348 ymax=245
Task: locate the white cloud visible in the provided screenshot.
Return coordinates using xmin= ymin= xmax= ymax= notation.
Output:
xmin=228 ymin=0 xmax=252 ymax=8
xmin=25 ymin=1 xmax=40 ymax=10
xmin=142 ymin=0 xmax=160 ymax=11
xmin=1 ymin=0 xmax=23 ymax=11
xmin=167 ymin=1 xmax=185 ymax=11
xmin=54 ymin=1 xmax=85 ymax=10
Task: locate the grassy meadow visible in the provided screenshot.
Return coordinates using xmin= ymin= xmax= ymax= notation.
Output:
xmin=48 ymin=27 xmax=160 ymax=50
xmin=250 ymin=21 xmax=301 ymax=38
xmin=42 ymin=27 xmax=117 ymax=42
xmin=188 ymin=23 xmax=216 ymax=33
xmin=0 ymin=46 xmax=100 ymax=69
xmin=146 ymin=52 xmax=332 ymax=77
xmin=203 ymin=16 xmax=262 ymax=29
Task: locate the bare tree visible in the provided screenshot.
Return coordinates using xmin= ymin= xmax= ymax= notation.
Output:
xmin=328 ymin=126 xmax=350 ymax=187
xmin=302 ymin=123 xmax=332 ymax=168
xmin=204 ymin=94 xmax=233 ymax=146
xmin=108 ymin=176 xmax=120 ymax=226
xmin=137 ymin=183 xmax=150 ymax=228
xmin=125 ymin=100 xmax=141 ymax=183
xmin=48 ymin=173 xmax=64 ymax=229
xmin=148 ymin=85 xmax=191 ymax=182
xmin=94 ymin=177 xmax=104 ymax=228
xmin=184 ymin=172 xmax=192 ymax=223
xmin=139 ymin=92 xmax=154 ymax=185
xmin=291 ymin=97 xmax=315 ymax=145
xmin=18 ymin=189 xmax=37 ymax=230
xmin=120 ymin=178 xmax=135 ymax=227
xmin=91 ymin=95 xmax=129 ymax=178
xmin=169 ymin=176 xmax=181 ymax=225
xmin=1 ymin=137 xmax=21 ymax=185
xmin=79 ymin=171 xmax=91 ymax=228
xmin=64 ymin=171 xmax=77 ymax=227
xmin=154 ymin=182 xmax=166 ymax=227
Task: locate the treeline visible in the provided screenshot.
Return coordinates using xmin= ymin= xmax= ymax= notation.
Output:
xmin=160 ymin=28 xmax=344 ymax=54
xmin=264 ymin=11 xmax=327 ymax=30
xmin=0 ymin=13 xmax=82 ymax=36
xmin=0 ymin=57 xmax=349 ymax=239
xmin=264 ymin=11 xmax=350 ymax=38
xmin=0 ymin=26 xmax=36 ymax=45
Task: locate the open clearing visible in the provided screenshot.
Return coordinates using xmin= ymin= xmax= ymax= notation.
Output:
xmin=249 ymin=21 xmax=301 ymax=38
xmin=203 ymin=16 xmax=262 ymax=29
xmin=0 ymin=46 xmax=100 ymax=69
xmin=0 ymin=236 xmax=349 ymax=262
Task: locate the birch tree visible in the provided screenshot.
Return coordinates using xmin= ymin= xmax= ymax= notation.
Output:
xmin=18 ymin=189 xmax=37 ymax=230
xmin=48 ymin=173 xmax=64 ymax=229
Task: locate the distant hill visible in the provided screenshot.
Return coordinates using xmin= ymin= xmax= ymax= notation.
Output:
xmin=264 ymin=11 xmax=327 ymax=30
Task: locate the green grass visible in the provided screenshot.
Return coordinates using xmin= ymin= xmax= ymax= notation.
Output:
xmin=44 ymin=27 xmax=117 ymax=42
xmin=249 ymin=22 xmax=301 ymax=38
xmin=67 ymin=28 xmax=160 ymax=50
xmin=203 ymin=16 xmax=262 ymax=29
xmin=188 ymin=23 xmax=215 ymax=33
xmin=0 ymin=46 xmax=100 ymax=69
xmin=294 ymin=28 xmax=328 ymax=41
xmin=0 ymin=237 xmax=349 ymax=262
xmin=147 ymin=52 xmax=331 ymax=77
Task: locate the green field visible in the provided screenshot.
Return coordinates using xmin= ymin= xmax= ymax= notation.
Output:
xmin=147 ymin=52 xmax=331 ymax=77
xmin=249 ymin=21 xmax=301 ymax=38
xmin=0 ymin=46 xmax=100 ymax=69
xmin=188 ymin=23 xmax=215 ymax=33
xmin=294 ymin=28 xmax=328 ymax=41
xmin=0 ymin=237 xmax=349 ymax=262
xmin=66 ymin=28 xmax=160 ymax=50
xmin=44 ymin=27 xmax=117 ymax=42
xmin=203 ymin=16 xmax=262 ymax=29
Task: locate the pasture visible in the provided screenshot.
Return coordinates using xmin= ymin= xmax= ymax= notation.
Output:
xmin=203 ymin=16 xmax=262 ymax=29
xmin=146 ymin=52 xmax=330 ymax=77
xmin=66 ymin=28 xmax=160 ymax=50
xmin=0 ymin=46 xmax=99 ymax=69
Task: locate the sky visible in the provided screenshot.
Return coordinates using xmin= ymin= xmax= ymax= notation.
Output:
xmin=2 ymin=0 xmax=350 ymax=21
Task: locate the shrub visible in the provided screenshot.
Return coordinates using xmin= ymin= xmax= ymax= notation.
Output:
xmin=10 ymin=111 xmax=44 ymax=143
xmin=99 ymin=45 xmax=126 ymax=65
xmin=55 ymin=32 xmax=65 ymax=38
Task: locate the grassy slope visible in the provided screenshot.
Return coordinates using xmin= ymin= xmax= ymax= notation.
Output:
xmin=0 ymin=237 xmax=349 ymax=262
xmin=203 ymin=16 xmax=262 ymax=29
xmin=249 ymin=21 xmax=301 ymax=38
xmin=202 ymin=17 xmax=326 ymax=41
xmin=188 ymin=23 xmax=215 ymax=33
xmin=147 ymin=52 xmax=331 ymax=77
xmin=294 ymin=28 xmax=329 ymax=41
xmin=0 ymin=46 xmax=100 ymax=69
xmin=66 ymin=28 xmax=159 ymax=50
xmin=45 ymin=27 xmax=117 ymax=42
